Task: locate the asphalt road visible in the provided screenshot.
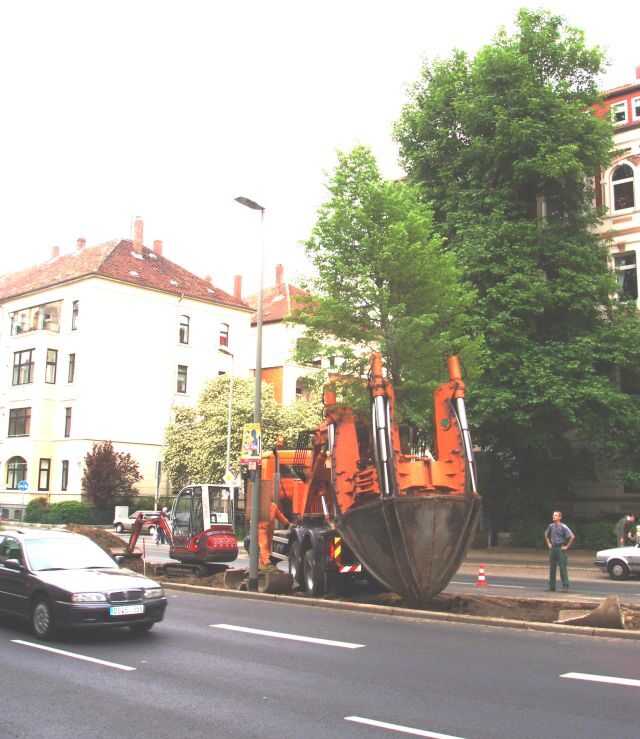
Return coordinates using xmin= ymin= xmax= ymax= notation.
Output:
xmin=1 ymin=590 xmax=639 ymax=738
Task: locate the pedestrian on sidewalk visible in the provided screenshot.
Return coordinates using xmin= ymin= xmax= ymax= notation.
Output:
xmin=613 ymin=513 xmax=635 ymax=547
xmin=544 ymin=511 xmax=574 ymax=592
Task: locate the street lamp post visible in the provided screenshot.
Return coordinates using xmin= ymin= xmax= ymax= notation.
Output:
xmin=235 ymin=195 xmax=265 ymax=592
xmin=218 ymin=347 xmax=234 ymax=477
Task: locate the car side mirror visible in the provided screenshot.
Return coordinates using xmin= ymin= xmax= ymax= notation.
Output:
xmin=4 ymin=558 xmax=23 ymax=571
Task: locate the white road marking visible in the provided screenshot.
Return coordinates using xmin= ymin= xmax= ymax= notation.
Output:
xmin=345 ymin=716 xmax=466 ymax=738
xmin=11 ymin=640 xmax=136 ymax=671
xmin=561 ymin=672 xmax=640 ymax=688
xmin=450 ymin=580 xmax=525 ymax=589
xmin=211 ymin=623 xmax=364 ymax=648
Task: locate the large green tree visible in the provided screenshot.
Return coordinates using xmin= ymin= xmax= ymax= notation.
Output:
xmin=163 ymin=375 xmax=322 ymax=490
xmin=294 ymin=145 xmax=481 ymax=429
xmin=395 ymin=9 xmax=640 ymax=518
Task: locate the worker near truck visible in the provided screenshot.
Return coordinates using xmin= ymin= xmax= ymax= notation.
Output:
xmin=613 ymin=513 xmax=635 ymax=547
xmin=259 ymin=501 xmax=289 ymax=567
xmin=544 ymin=511 xmax=575 ymax=592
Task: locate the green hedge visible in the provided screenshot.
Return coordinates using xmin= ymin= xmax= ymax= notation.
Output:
xmin=508 ymin=520 xmax=618 ymax=551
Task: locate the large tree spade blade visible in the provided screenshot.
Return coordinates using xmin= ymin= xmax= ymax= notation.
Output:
xmin=336 ymin=494 xmax=482 ymax=604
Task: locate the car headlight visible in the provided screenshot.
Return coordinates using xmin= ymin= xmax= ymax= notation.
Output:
xmin=71 ymin=592 xmax=108 ymax=603
xmin=143 ymin=587 xmax=164 ymax=599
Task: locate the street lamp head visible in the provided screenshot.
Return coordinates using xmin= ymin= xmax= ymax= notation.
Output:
xmin=235 ymin=196 xmax=265 ymax=211
xmin=218 ymin=347 xmax=234 ymax=358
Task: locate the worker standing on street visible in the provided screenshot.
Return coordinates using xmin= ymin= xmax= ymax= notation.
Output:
xmin=613 ymin=513 xmax=635 ymax=547
xmin=544 ymin=511 xmax=575 ymax=592
xmin=258 ymin=501 xmax=289 ymax=567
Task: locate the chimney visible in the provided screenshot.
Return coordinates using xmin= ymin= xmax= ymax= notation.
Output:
xmin=153 ymin=239 xmax=163 ymax=256
xmin=276 ymin=264 xmax=284 ymax=288
xmin=51 ymin=246 xmax=60 ymax=259
xmin=204 ymin=275 xmax=212 ymax=283
xmin=234 ymin=274 xmax=242 ymax=300
xmin=132 ymin=216 xmax=143 ymax=254
xmin=76 ymin=237 xmax=86 ymax=251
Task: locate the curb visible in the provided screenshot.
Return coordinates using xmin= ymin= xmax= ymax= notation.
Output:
xmin=160 ymin=580 xmax=640 ymax=641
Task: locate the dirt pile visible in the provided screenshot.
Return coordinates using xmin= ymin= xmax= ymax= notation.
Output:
xmin=68 ymin=525 xmax=640 ymax=629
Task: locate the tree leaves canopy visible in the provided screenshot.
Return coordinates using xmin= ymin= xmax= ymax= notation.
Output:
xmin=294 ymin=144 xmax=481 ymax=429
xmin=395 ymin=8 xmax=640 ymax=514
xmin=82 ymin=441 xmax=142 ymax=506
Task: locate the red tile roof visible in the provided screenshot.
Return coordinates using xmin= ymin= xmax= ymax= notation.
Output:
xmin=0 ymin=239 xmax=250 ymax=310
xmin=245 ymin=282 xmax=310 ymax=325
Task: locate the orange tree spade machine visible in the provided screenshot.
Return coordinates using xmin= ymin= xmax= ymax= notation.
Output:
xmin=126 ymin=484 xmax=238 ymax=575
xmin=259 ymin=353 xmax=481 ymax=604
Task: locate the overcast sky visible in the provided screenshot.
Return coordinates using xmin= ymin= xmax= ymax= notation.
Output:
xmin=0 ymin=1 xmax=637 ymax=296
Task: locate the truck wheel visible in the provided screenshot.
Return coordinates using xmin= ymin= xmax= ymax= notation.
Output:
xmin=608 ymin=560 xmax=630 ymax=580
xmin=303 ymin=550 xmax=325 ymax=597
xmin=288 ymin=541 xmax=302 ymax=585
xmin=115 ymin=523 xmax=124 ymax=533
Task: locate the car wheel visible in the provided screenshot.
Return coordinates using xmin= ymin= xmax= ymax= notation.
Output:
xmin=115 ymin=523 xmax=124 ymax=534
xmin=32 ymin=597 xmax=56 ymax=640
xmin=147 ymin=525 xmax=156 ymax=537
xmin=130 ymin=622 xmax=154 ymax=633
xmin=607 ymin=560 xmax=630 ymax=580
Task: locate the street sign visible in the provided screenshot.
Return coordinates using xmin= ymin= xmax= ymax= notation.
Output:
xmin=223 ymin=471 xmax=235 ymax=484
xmin=240 ymin=423 xmax=261 ymax=464
xmin=17 ymin=480 xmax=29 ymax=492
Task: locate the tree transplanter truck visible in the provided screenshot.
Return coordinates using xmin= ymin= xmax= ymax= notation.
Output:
xmin=257 ymin=353 xmax=481 ymax=604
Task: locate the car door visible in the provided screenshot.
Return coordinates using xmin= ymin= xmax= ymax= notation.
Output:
xmin=0 ymin=536 xmax=30 ymax=616
xmin=626 ymin=545 xmax=640 ymax=574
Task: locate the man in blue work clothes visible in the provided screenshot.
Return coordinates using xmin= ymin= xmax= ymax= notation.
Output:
xmin=544 ymin=511 xmax=575 ymax=592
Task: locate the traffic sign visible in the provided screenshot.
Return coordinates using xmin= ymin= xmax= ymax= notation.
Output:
xmin=223 ymin=471 xmax=235 ymax=484
xmin=17 ymin=480 xmax=29 ymax=492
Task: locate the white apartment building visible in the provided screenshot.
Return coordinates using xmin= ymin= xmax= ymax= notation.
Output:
xmin=596 ymin=67 xmax=640 ymax=301
xmin=0 ymin=218 xmax=252 ymax=521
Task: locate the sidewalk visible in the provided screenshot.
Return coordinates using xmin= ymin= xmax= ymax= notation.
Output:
xmin=465 ymin=547 xmax=594 ymax=569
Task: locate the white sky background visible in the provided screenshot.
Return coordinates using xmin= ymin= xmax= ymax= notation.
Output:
xmin=0 ymin=0 xmax=637 ymax=296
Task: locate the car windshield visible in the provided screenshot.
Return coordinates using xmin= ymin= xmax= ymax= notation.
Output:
xmin=24 ymin=538 xmax=116 ymax=571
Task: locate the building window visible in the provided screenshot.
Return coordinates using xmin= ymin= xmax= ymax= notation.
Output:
xmin=61 ymin=460 xmax=69 ymax=491
xmin=8 ymin=407 xmax=31 ymax=436
xmin=68 ymin=353 xmax=76 ymax=383
xmin=45 ymin=349 xmax=58 ymax=384
xmin=611 ymin=101 xmax=628 ymax=125
xmin=6 ymin=457 xmax=27 ymax=489
xmin=633 ymin=97 xmax=640 ymax=121
xmin=219 ymin=323 xmax=229 ymax=347
xmin=177 ymin=365 xmax=188 ymax=394
xmin=10 ymin=300 xmax=61 ymax=335
xmin=612 ymin=164 xmax=635 ymax=211
xmin=614 ymin=252 xmax=638 ymax=301
xmin=13 ymin=349 xmax=34 ymax=385
xmin=38 ymin=458 xmax=51 ymax=491
xmin=64 ymin=407 xmax=72 ymax=437
xmin=72 ymin=300 xmax=79 ymax=330
xmin=179 ymin=315 xmax=190 ymax=344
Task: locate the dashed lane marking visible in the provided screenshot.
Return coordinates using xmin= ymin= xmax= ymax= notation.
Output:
xmin=345 ymin=716 xmax=466 ymax=737
xmin=11 ymin=640 xmax=136 ymax=671
xmin=211 ymin=623 xmax=364 ymax=648
xmin=450 ymin=580 xmax=525 ymax=589
xmin=561 ymin=672 xmax=640 ymax=688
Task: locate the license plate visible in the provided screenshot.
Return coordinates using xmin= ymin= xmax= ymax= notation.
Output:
xmin=110 ymin=604 xmax=144 ymax=616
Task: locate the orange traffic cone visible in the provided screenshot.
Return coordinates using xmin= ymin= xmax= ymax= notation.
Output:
xmin=476 ymin=564 xmax=488 ymax=587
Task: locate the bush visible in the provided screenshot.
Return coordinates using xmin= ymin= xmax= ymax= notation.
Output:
xmin=576 ymin=522 xmax=617 ymax=551
xmin=46 ymin=501 xmax=93 ymax=525
xmin=24 ymin=497 xmax=50 ymax=523
xmin=507 ymin=523 xmax=546 ymax=548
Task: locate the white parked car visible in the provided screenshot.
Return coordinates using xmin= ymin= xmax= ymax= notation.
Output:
xmin=113 ymin=511 xmax=158 ymax=536
xmin=593 ymin=544 xmax=640 ymax=580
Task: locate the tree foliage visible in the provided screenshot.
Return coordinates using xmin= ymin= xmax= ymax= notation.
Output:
xmin=395 ymin=8 xmax=640 ymax=515
xmin=293 ymin=144 xmax=481 ymax=429
xmin=162 ymin=375 xmax=322 ymax=490
xmin=82 ymin=441 xmax=142 ymax=506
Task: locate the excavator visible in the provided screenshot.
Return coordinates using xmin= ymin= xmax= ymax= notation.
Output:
xmin=125 ymin=483 xmax=238 ymax=575
xmin=257 ymin=352 xmax=481 ymax=604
